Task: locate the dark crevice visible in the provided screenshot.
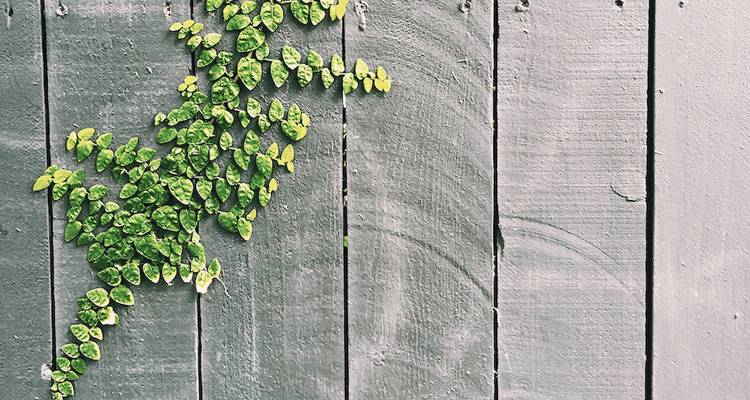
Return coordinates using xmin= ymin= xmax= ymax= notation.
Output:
xmin=341 ymin=20 xmax=350 ymax=400
xmin=40 ymin=0 xmax=57 ymax=364
xmin=645 ymin=0 xmax=656 ymax=399
xmin=492 ymin=0 xmax=500 ymax=399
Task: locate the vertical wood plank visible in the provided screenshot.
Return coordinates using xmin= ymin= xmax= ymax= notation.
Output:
xmin=654 ymin=3 xmax=750 ymax=399
xmin=345 ymin=1 xmax=495 ymax=398
xmin=199 ymin=10 xmax=345 ymax=400
xmin=496 ymin=1 xmax=648 ymax=399
xmin=0 ymin=0 xmax=53 ymax=398
xmin=44 ymin=1 xmax=199 ymax=398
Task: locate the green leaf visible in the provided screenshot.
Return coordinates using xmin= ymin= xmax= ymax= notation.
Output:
xmin=96 ymin=132 xmax=113 ymax=148
xmin=354 ymin=58 xmax=369 ymax=80
xmin=88 ymin=184 xmax=109 ymax=200
xmin=71 ymin=358 xmax=87 ymax=374
xmin=123 ymin=213 xmax=152 ymax=235
xmin=331 ymin=54 xmax=345 ymax=76
xmin=187 ymin=34 xmax=203 ymax=51
xmin=223 ymin=4 xmax=239 ymax=20
xmin=197 ymin=48 xmax=217 ymax=68
xmin=78 ymin=128 xmax=95 ymax=141
xmin=156 ymin=127 xmax=178 ymax=144
xmin=256 ymin=154 xmax=273 ymax=177
xmin=203 ymin=32 xmax=222 ymax=47
xmin=56 ymin=357 xmax=71 ymax=372
xmin=208 ymin=63 xmax=227 ymax=81
xmin=236 ymin=26 xmax=266 ymax=52
xmin=343 ymin=72 xmax=358 ymax=94
xmin=196 ymin=178 xmax=213 ymax=200
xmin=119 ymin=183 xmax=138 ymax=199
xmin=32 ymin=174 xmax=52 ymax=191
xmin=227 ymin=13 xmax=252 ymax=31
xmin=66 ymin=131 xmax=78 ymax=151
xmin=243 ymin=130 xmax=261 ymax=153
xmin=282 ymin=46 xmax=301 ymax=70
xmin=237 ymin=56 xmax=263 ymax=90
xmin=89 ymin=326 xmax=103 ymax=340
xmin=237 ymin=218 xmax=253 ymax=240
xmin=58 ymin=381 xmax=74 ymax=397
xmin=217 ymin=211 xmax=238 ymax=232
xmin=206 ymin=0 xmax=223 ymax=12
xmin=237 ymin=183 xmax=254 ymax=207
xmin=290 ymin=0 xmax=309 ymax=24
xmin=233 ymin=148 xmax=251 ymax=170
xmin=152 ymin=205 xmax=180 ymax=231
xmin=321 ymin=67 xmax=334 ymax=89
xmin=143 ymin=262 xmax=161 ymax=283
xmin=207 ymin=258 xmax=222 ymax=277
xmin=310 ymin=1 xmax=325 ymax=25
xmin=169 ymin=178 xmax=194 ymax=204
xmin=110 ymin=285 xmax=135 ymax=306
xmin=97 ymin=306 xmax=118 ymax=325
xmin=180 ymin=209 xmax=198 ymax=233
xmin=62 ymin=343 xmax=80 ymax=358
xmin=135 ymin=234 xmax=161 ymax=261
xmin=258 ymin=114 xmax=271 ymax=132
xmin=268 ymin=98 xmax=285 ymax=122
xmin=260 ymin=1 xmax=284 ymax=31
xmin=270 ymin=60 xmax=289 ymax=88
xmin=195 ymin=270 xmax=213 ymax=293
xmin=241 ymin=0 xmax=258 ymax=13
xmin=281 ymin=120 xmax=308 ymax=141
xmin=163 ymin=263 xmax=177 ymax=285
xmin=307 ymin=50 xmax=324 ymax=72
xmin=258 ymin=186 xmax=271 ymax=207
xmin=79 ymin=341 xmax=101 ymax=361
xmin=97 ymin=267 xmax=122 ymax=287
xmin=76 ymin=140 xmax=95 ymax=162
xmin=220 ymin=131 xmax=233 ymax=150
xmin=215 ymin=178 xmax=232 ymax=202
xmin=226 ymin=163 xmax=242 ymax=185
xmin=70 ymin=324 xmax=90 ymax=342
xmin=297 ymin=64 xmax=313 ymax=87
xmin=121 ymin=262 xmax=141 ymax=285
xmin=266 ymin=142 xmax=279 ymax=159
xmin=280 ymin=144 xmax=295 ymax=164
xmin=246 ymin=98 xmax=261 ymax=118
xmin=85 ymin=288 xmax=109 ymax=307
xmin=211 ymin=77 xmax=241 ymax=104
xmin=63 ymin=221 xmax=82 ymax=242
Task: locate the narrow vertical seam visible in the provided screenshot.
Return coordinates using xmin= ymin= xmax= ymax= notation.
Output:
xmin=492 ymin=0 xmax=500 ymax=399
xmin=40 ymin=0 xmax=57 ymax=363
xmin=645 ymin=0 xmax=656 ymax=399
xmin=341 ymin=18 xmax=350 ymax=400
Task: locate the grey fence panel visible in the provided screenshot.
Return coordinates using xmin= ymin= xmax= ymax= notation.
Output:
xmin=496 ymin=1 xmax=648 ymax=399
xmin=0 ymin=0 xmax=53 ymax=398
xmin=654 ymin=3 xmax=750 ymax=399
xmin=199 ymin=6 xmax=345 ymax=400
xmin=44 ymin=1 xmax=198 ymax=398
xmin=345 ymin=1 xmax=495 ymax=398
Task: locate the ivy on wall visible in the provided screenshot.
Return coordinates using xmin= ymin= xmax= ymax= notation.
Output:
xmin=33 ymin=0 xmax=390 ymax=398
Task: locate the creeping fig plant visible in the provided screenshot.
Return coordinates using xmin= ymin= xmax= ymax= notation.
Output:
xmin=33 ymin=0 xmax=390 ymax=398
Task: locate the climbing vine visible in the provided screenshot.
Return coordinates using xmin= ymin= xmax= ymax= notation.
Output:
xmin=33 ymin=0 xmax=390 ymax=398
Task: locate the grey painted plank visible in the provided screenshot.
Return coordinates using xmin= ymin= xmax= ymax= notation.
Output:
xmin=496 ymin=1 xmax=647 ymax=399
xmin=654 ymin=3 xmax=750 ymax=399
xmin=345 ymin=1 xmax=494 ymax=398
xmin=0 ymin=0 xmax=53 ymax=398
xmin=44 ymin=1 xmax=198 ymax=399
xmin=199 ymin=9 xmax=344 ymax=400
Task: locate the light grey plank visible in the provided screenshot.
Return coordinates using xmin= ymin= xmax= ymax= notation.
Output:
xmin=0 ymin=0 xmax=53 ymax=398
xmin=44 ymin=1 xmax=198 ymax=398
xmin=345 ymin=1 xmax=495 ymax=398
xmin=496 ymin=1 xmax=648 ymax=399
xmin=199 ymin=8 xmax=344 ymax=400
xmin=654 ymin=3 xmax=750 ymax=399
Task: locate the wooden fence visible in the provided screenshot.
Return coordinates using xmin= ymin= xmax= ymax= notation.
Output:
xmin=1 ymin=0 xmax=747 ymax=399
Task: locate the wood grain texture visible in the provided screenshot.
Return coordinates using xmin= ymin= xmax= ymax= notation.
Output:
xmin=44 ymin=1 xmax=198 ymax=398
xmin=0 ymin=0 xmax=53 ymax=398
xmin=199 ymin=9 xmax=345 ymax=400
xmin=654 ymin=3 xmax=750 ymax=399
xmin=344 ymin=1 xmax=494 ymax=398
xmin=496 ymin=1 xmax=647 ymax=399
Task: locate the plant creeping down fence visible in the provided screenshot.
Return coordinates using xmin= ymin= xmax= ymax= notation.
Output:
xmin=31 ymin=0 xmax=391 ymax=398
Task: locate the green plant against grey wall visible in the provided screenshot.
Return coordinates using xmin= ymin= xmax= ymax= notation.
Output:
xmin=32 ymin=0 xmax=391 ymax=398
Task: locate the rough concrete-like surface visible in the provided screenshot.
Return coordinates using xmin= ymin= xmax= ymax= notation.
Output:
xmin=199 ymin=5 xmax=345 ymax=400
xmin=655 ymin=3 xmax=750 ymax=399
xmin=345 ymin=0 xmax=495 ymax=398
xmin=0 ymin=1 xmax=53 ymax=399
xmin=44 ymin=1 xmax=199 ymax=398
xmin=496 ymin=1 xmax=648 ymax=399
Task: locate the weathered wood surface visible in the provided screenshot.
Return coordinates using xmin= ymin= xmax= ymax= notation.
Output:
xmin=496 ymin=1 xmax=648 ymax=399
xmin=199 ymin=8 xmax=345 ymax=400
xmin=654 ymin=3 xmax=750 ymax=399
xmin=44 ymin=1 xmax=198 ymax=398
xmin=0 ymin=1 xmax=53 ymax=398
xmin=345 ymin=1 xmax=495 ymax=398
